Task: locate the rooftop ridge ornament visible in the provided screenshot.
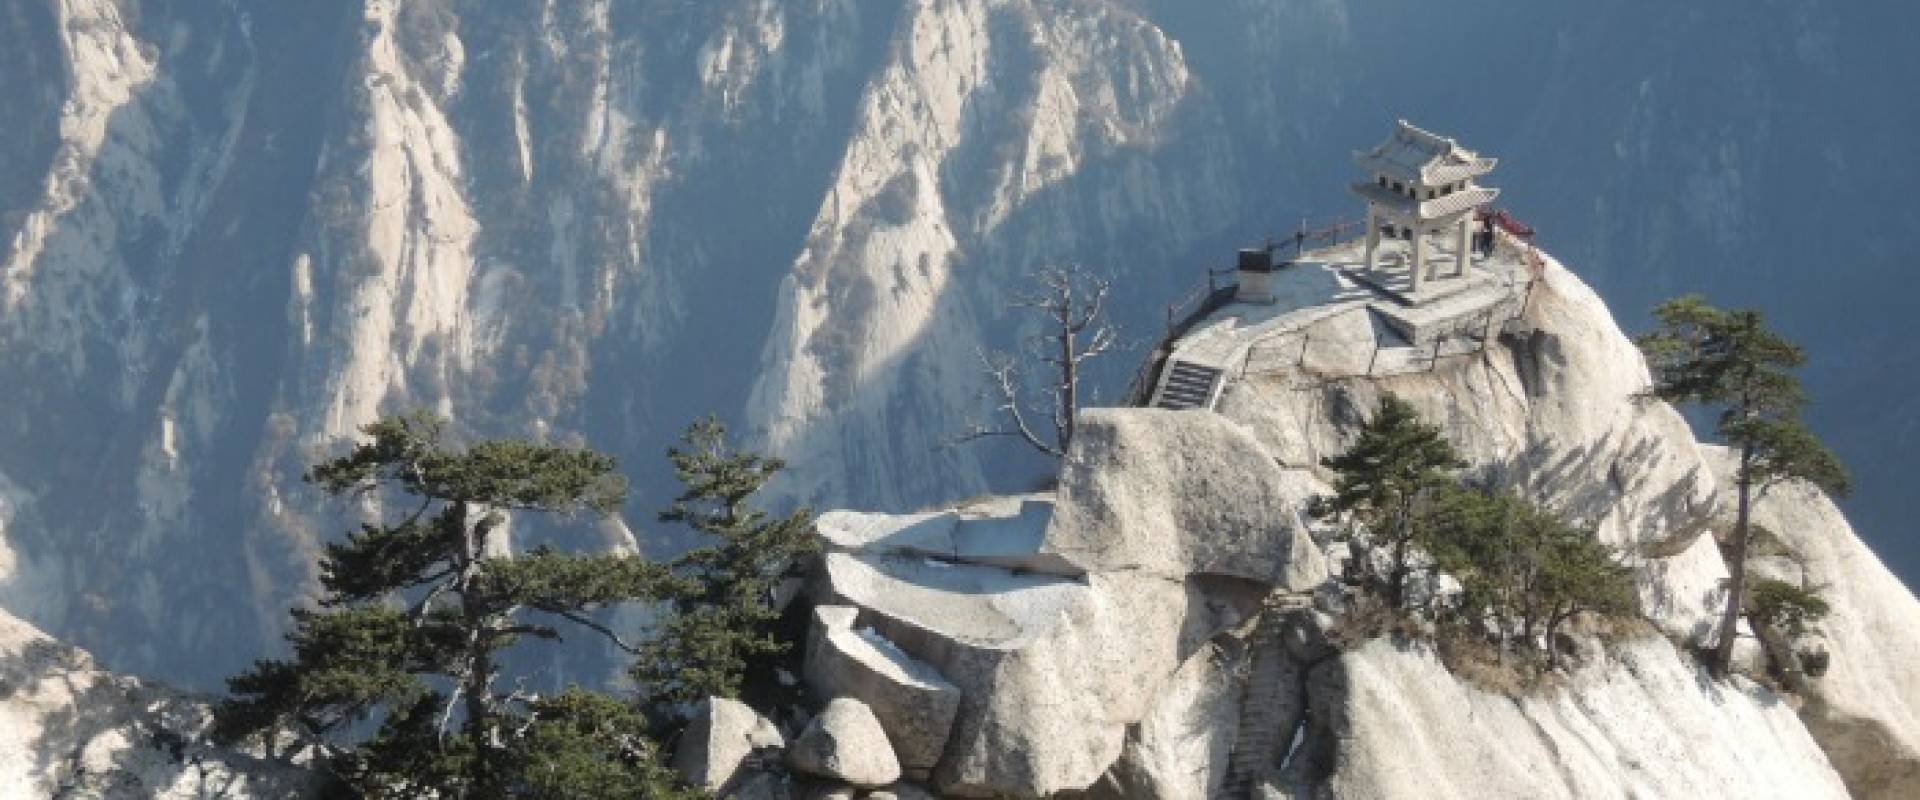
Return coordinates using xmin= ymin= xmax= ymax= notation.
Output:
xmin=1351 ymin=120 xmax=1500 ymax=298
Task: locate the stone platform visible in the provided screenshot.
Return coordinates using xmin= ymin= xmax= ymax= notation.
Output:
xmin=1362 ymin=269 xmax=1525 ymax=345
xmin=1332 ymin=239 xmax=1531 ymax=345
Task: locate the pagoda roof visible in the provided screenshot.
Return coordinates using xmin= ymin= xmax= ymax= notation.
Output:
xmin=1351 ymin=181 xmax=1499 ymax=221
xmin=1354 ymin=119 xmax=1496 ymax=186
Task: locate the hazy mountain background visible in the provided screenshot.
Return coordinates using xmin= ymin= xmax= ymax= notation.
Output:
xmin=0 ymin=0 xmax=1913 ymax=690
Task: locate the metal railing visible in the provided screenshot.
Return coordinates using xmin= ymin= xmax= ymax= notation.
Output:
xmin=1129 ymin=211 xmax=1545 ymax=406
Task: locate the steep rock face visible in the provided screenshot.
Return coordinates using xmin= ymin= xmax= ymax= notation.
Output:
xmin=746 ymin=0 xmax=1236 ymax=509
xmin=1215 ymin=256 xmax=1728 ymax=641
xmin=0 ymin=0 xmax=1911 ymax=698
xmin=810 ymin=409 xmax=1298 ymax=797
xmin=796 ymin=250 xmax=1902 ymax=798
xmin=1705 ymin=447 xmax=1920 ymax=799
xmin=1295 ymin=637 xmax=1848 ymax=800
xmin=0 ymin=607 xmax=313 ymax=798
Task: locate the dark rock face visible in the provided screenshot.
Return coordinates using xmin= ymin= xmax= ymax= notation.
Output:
xmin=0 ymin=0 xmax=1911 ymax=691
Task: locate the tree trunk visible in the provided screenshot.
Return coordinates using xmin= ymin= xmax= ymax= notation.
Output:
xmin=1058 ymin=323 xmax=1077 ymax=453
xmin=1388 ymin=507 xmax=1410 ymax=609
xmin=464 ymin=638 xmax=493 ymax=793
xmin=1545 ymin=608 xmax=1574 ymax=669
xmin=1712 ymin=443 xmax=1756 ymax=677
xmin=457 ymin=506 xmax=497 ymax=794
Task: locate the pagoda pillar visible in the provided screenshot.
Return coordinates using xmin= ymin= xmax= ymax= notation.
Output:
xmin=1456 ymin=215 xmax=1473 ymax=277
xmin=1410 ymin=226 xmax=1427 ymax=293
xmin=1364 ymin=205 xmax=1380 ymax=273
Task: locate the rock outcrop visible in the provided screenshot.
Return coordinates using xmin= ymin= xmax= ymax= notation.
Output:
xmin=804 ymin=606 xmax=960 ymax=778
xmin=787 ymin=698 xmax=901 ymax=788
xmin=796 ymin=247 xmax=1900 ymax=798
xmin=1706 ymin=447 xmax=1920 ymax=799
xmin=0 ymin=607 xmax=313 ymax=798
xmin=811 ymin=409 xmax=1308 ymax=797
xmin=1215 ymin=255 xmax=1729 ymax=642
xmin=673 ymin=697 xmax=787 ymax=795
xmin=1041 ymin=411 xmax=1329 ymax=589
xmin=1295 ymin=637 xmax=1848 ymax=799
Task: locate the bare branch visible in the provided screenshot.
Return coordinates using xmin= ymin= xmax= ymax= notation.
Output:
xmin=957 ymin=266 xmax=1117 ymax=459
xmin=438 ymin=685 xmax=464 ymax=743
xmin=409 ymin=572 xmax=456 ymax=624
xmin=545 ymin=607 xmax=647 ymax=655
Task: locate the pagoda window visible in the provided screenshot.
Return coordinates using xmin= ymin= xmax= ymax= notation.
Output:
xmin=1379 ymin=175 xmax=1388 ymax=188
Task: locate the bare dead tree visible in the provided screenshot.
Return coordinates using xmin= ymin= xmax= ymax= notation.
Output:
xmin=956 ymin=266 xmax=1118 ymax=458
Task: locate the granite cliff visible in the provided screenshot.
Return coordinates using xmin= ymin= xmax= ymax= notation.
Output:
xmin=0 ymin=0 xmax=1912 ymax=692
xmin=732 ymin=248 xmax=1918 ymax=799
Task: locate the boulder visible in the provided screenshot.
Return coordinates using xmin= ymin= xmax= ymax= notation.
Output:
xmin=1040 ymin=409 xmax=1328 ymax=590
xmin=672 ymin=697 xmax=785 ymax=794
xmin=817 ymin=545 xmax=1216 ymax=797
xmin=804 ymin=605 xmax=960 ymax=777
xmin=788 ymin=698 xmax=901 ymax=788
xmin=815 ymin=496 xmax=1079 ymax=576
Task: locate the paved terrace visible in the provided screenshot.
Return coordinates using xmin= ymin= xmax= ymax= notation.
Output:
xmin=1148 ymin=232 xmax=1539 ymax=409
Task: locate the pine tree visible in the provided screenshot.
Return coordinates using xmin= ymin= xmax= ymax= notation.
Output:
xmin=1638 ymin=295 xmax=1849 ymax=677
xmin=1425 ymin=486 xmax=1637 ymax=665
xmin=1313 ymin=393 xmax=1465 ymax=608
xmin=631 ymin=417 xmax=817 ymax=710
xmin=211 ymin=413 xmax=691 ymax=797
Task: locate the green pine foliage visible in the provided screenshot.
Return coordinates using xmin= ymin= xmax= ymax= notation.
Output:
xmin=632 ymin=417 xmax=817 ymax=710
xmin=1746 ymin=578 xmax=1830 ymax=638
xmin=506 ymin=689 xmax=702 ymax=800
xmin=1313 ymin=393 xmax=1465 ymax=608
xmin=211 ymin=412 xmax=691 ymax=797
xmin=1638 ymin=295 xmax=1848 ymax=677
xmin=1315 ymin=397 xmax=1638 ymax=671
xmin=1424 ymin=487 xmax=1637 ymax=666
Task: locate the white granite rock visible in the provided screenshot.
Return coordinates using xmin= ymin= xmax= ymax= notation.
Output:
xmin=1302 ymin=637 xmax=1847 ymax=799
xmin=787 ymin=698 xmax=902 ymax=788
xmin=803 ymin=605 xmax=960 ymax=777
xmin=815 ymin=496 xmax=1079 ymax=576
xmin=672 ymin=697 xmax=785 ymax=794
xmin=0 ymin=608 xmax=315 ymax=798
xmin=1041 ymin=409 xmax=1328 ymax=590
xmin=1085 ymin=641 xmax=1243 ymax=800
xmin=817 ymin=548 xmax=1208 ymax=797
xmin=1216 ymin=258 xmax=1728 ymax=640
xmin=1706 ymin=446 xmax=1920 ymax=799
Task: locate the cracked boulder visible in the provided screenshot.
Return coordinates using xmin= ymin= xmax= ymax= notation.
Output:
xmin=804 ymin=605 xmax=960 ymax=778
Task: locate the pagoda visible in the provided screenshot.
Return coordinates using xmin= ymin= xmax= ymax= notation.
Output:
xmin=1351 ymin=120 xmax=1499 ymax=296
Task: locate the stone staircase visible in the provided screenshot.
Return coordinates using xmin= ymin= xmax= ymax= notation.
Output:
xmin=1152 ymin=360 xmax=1224 ymax=410
xmin=1222 ymin=608 xmax=1298 ymax=798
